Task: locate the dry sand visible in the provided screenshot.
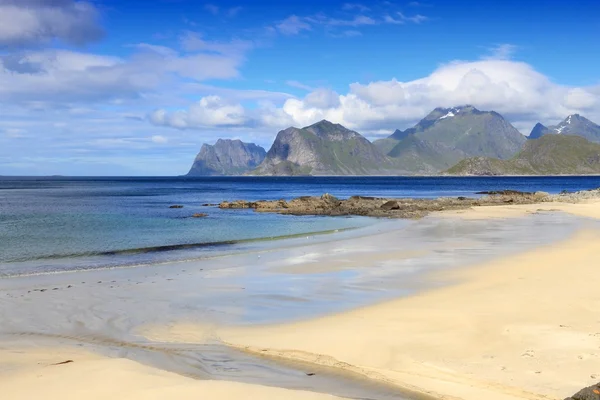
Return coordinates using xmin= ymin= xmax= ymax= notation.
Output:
xmin=173 ymin=201 xmax=600 ymax=400
xmin=0 ymin=346 xmax=344 ymax=400
xmin=436 ymin=199 xmax=600 ymax=220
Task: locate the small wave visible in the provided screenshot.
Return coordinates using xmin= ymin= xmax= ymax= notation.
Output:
xmin=0 ymin=227 xmax=355 ymax=278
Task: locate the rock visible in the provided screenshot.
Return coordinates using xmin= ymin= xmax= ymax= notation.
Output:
xmin=219 ymin=200 xmax=257 ymax=209
xmin=191 ymin=213 xmax=208 ymax=218
xmin=217 ymin=188 xmax=600 ymax=219
xmin=564 ymin=382 xmax=600 ymax=400
xmin=380 ymin=200 xmax=400 ymax=210
xmin=201 ymin=203 xmax=218 ymax=207
xmin=169 ymin=205 xmax=184 ymax=208
xmin=321 ymin=193 xmax=340 ymax=205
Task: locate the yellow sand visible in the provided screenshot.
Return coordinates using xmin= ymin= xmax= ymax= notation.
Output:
xmin=0 ymin=347 xmax=343 ymax=400
xmin=196 ymin=203 xmax=600 ymax=400
xmin=437 ymin=199 xmax=600 ymax=220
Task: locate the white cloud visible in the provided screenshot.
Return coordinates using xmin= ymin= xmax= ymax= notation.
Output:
xmin=484 ymin=44 xmax=519 ymax=60
xmin=286 ymin=80 xmax=315 ymax=91
xmin=151 ymin=135 xmax=168 ymax=144
xmin=276 ymin=15 xmax=312 ymax=35
xmin=0 ymin=37 xmax=250 ymax=105
xmin=149 ymin=96 xmax=249 ymax=129
xmin=246 ymin=60 xmax=600 ymax=134
xmin=0 ymin=0 xmax=103 ymax=47
xmin=325 ymin=15 xmax=376 ymax=27
xmin=143 ymin=59 xmax=600 ymax=137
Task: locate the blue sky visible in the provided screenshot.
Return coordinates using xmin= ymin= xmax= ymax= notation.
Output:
xmin=0 ymin=0 xmax=599 ymax=175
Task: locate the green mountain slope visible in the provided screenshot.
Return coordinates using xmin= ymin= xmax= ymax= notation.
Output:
xmin=252 ymin=120 xmax=396 ymax=175
xmin=446 ymin=135 xmax=600 ymax=175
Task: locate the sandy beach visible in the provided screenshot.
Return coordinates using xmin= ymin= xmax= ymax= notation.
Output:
xmin=0 ymin=346 xmax=344 ymax=400
xmin=2 ymin=200 xmax=600 ymax=399
xmin=142 ymin=200 xmax=600 ymax=400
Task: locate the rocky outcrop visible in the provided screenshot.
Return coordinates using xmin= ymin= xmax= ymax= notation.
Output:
xmin=218 ymin=191 xmax=562 ymax=219
xmin=187 ymin=139 xmax=266 ymax=176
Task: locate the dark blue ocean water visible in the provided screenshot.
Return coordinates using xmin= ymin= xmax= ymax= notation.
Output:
xmin=1 ymin=176 xmax=599 ymax=277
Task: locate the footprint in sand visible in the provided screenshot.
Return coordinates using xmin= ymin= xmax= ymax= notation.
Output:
xmin=521 ymin=350 xmax=535 ymax=358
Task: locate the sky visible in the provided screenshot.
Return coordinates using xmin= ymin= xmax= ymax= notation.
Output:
xmin=0 ymin=0 xmax=599 ymax=176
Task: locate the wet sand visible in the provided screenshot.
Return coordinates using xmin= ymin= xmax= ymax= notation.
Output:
xmin=195 ymin=202 xmax=600 ymax=400
xmin=0 ymin=346 xmax=345 ymax=400
xmin=1 ymin=202 xmax=599 ymax=399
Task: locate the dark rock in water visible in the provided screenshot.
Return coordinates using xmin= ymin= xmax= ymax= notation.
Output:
xmin=201 ymin=203 xmax=218 ymax=207
xmin=564 ymin=382 xmax=600 ymax=399
xmin=169 ymin=205 xmax=184 ymax=208
xmin=380 ymin=200 xmax=400 ymax=210
xmin=192 ymin=213 xmax=208 ymax=218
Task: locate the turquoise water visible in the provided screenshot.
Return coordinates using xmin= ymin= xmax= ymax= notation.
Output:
xmin=2 ymin=175 xmax=600 ymax=276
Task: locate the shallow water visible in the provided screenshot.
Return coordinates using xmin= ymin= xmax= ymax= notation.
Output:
xmin=2 ymin=175 xmax=600 ymax=277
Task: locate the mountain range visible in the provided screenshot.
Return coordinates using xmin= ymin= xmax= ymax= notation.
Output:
xmin=186 ymin=106 xmax=600 ymax=176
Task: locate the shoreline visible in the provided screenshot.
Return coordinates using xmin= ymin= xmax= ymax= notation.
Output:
xmin=2 ymin=199 xmax=600 ymax=399
xmin=206 ymin=204 xmax=600 ymax=400
xmin=138 ymin=201 xmax=600 ymax=400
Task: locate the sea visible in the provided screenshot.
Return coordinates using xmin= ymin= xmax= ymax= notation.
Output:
xmin=2 ymin=175 xmax=600 ymax=278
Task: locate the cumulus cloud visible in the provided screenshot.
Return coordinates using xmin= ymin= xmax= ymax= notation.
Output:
xmin=149 ymin=96 xmax=249 ymax=129
xmin=0 ymin=36 xmax=250 ymax=104
xmin=270 ymin=60 xmax=600 ymax=132
xmin=150 ymin=59 xmax=600 ymax=136
xmin=0 ymin=0 xmax=103 ymax=47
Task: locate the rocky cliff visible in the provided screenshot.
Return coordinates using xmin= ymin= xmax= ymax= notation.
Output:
xmin=187 ymin=139 xmax=266 ymax=176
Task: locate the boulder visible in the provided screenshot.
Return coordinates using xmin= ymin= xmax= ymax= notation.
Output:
xmin=564 ymin=382 xmax=600 ymax=400
xmin=192 ymin=213 xmax=208 ymax=218
xmin=380 ymin=200 xmax=400 ymax=210
xmin=169 ymin=205 xmax=184 ymax=209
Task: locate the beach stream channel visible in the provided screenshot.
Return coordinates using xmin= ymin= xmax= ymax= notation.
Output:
xmin=1 ymin=212 xmax=595 ymax=399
